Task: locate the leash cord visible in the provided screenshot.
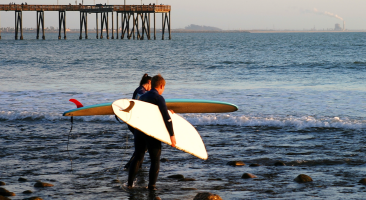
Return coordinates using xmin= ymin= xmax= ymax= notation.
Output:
xmin=67 ymin=116 xmax=74 ymax=172
xmin=115 ymin=115 xmax=128 ymax=191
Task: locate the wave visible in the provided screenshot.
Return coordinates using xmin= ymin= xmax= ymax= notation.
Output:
xmin=1 ymin=111 xmax=365 ymax=130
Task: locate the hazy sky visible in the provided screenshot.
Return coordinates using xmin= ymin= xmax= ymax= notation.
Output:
xmin=1 ymin=0 xmax=365 ymax=30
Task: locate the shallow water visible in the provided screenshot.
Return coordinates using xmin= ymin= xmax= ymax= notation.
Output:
xmin=2 ymin=122 xmax=366 ymax=199
xmin=1 ymin=32 xmax=366 ymax=199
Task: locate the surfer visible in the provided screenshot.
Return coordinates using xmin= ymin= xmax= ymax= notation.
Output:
xmin=124 ymin=73 xmax=152 ymax=170
xmin=128 ymin=74 xmax=176 ymax=190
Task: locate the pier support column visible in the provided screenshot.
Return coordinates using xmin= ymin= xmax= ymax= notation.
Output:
xmin=140 ymin=13 xmax=150 ymax=40
xmin=111 ymin=11 xmax=114 ymax=39
xmin=58 ymin=11 xmax=66 ymax=40
xmin=122 ymin=12 xmax=131 ymax=39
xmin=136 ymin=14 xmax=140 ymax=40
xmin=36 ymin=10 xmax=45 ymax=40
xmin=162 ymin=12 xmax=171 ymax=40
xmin=100 ymin=12 xmax=109 ymax=39
xmin=154 ymin=13 xmax=156 ymax=40
xmin=140 ymin=14 xmax=144 ymax=40
xmin=116 ymin=12 xmax=119 ymax=39
xmin=96 ymin=13 xmax=98 ymax=39
xmin=0 ymin=11 xmax=1 ymax=40
xmin=131 ymin=13 xmax=140 ymax=40
xmin=169 ymin=11 xmax=171 ymax=40
xmin=107 ymin=12 xmax=109 ymax=39
xmin=161 ymin=13 xmax=164 ymax=40
xmin=148 ymin=13 xmax=151 ymax=40
xmin=79 ymin=11 xmax=88 ymax=39
xmin=15 ymin=10 xmax=23 ymax=40
xmin=132 ymin=13 xmax=135 ymax=40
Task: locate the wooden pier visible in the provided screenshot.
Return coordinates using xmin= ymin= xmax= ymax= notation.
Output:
xmin=0 ymin=4 xmax=171 ymax=40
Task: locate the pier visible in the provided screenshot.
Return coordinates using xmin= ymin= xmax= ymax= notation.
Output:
xmin=0 ymin=4 xmax=171 ymax=40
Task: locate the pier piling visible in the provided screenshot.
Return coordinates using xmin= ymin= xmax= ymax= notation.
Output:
xmin=58 ymin=11 xmax=66 ymax=39
xmin=100 ymin=12 xmax=109 ymax=39
xmin=79 ymin=11 xmax=88 ymax=39
xmin=15 ymin=10 xmax=23 ymax=40
xmin=36 ymin=11 xmax=45 ymax=40
xmin=111 ymin=11 xmax=114 ymax=39
xmin=96 ymin=13 xmax=98 ymax=39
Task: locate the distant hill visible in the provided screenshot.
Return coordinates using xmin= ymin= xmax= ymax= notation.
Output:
xmin=184 ymin=24 xmax=222 ymax=31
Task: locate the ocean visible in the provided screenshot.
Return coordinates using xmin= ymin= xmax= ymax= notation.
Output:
xmin=1 ymin=32 xmax=366 ymax=199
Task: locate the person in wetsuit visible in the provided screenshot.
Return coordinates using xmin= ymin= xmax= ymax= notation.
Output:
xmin=124 ymin=73 xmax=152 ymax=170
xmin=128 ymin=74 xmax=176 ymax=190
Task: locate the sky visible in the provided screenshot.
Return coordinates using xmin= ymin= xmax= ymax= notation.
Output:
xmin=1 ymin=0 xmax=365 ymax=30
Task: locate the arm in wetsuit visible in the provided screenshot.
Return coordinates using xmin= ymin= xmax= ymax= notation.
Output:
xmin=140 ymin=89 xmax=175 ymax=146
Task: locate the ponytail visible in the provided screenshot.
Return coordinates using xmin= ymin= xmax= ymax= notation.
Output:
xmin=139 ymin=73 xmax=152 ymax=86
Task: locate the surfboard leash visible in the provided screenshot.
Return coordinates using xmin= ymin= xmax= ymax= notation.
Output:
xmin=114 ymin=115 xmax=129 ymax=191
xmin=67 ymin=116 xmax=74 ymax=173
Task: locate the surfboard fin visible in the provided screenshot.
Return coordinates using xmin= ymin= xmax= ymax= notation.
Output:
xmin=120 ymin=101 xmax=135 ymax=113
xmin=69 ymin=99 xmax=84 ymax=108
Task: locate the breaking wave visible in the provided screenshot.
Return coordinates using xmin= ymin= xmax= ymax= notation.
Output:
xmin=1 ymin=111 xmax=365 ymax=130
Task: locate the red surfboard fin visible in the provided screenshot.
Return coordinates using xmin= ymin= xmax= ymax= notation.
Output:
xmin=69 ymin=99 xmax=84 ymax=108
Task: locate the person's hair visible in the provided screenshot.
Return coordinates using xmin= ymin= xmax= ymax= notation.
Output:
xmin=139 ymin=73 xmax=152 ymax=86
xmin=151 ymin=74 xmax=166 ymax=88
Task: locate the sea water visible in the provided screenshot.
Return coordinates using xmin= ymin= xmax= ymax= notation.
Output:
xmin=1 ymin=32 xmax=366 ymax=199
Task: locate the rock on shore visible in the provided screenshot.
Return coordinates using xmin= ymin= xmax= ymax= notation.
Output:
xmin=0 ymin=188 xmax=15 ymax=196
xmin=227 ymin=161 xmax=245 ymax=166
xmin=241 ymin=173 xmax=257 ymax=179
xmin=34 ymin=181 xmax=54 ymax=187
xmin=194 ymin=192 xmax=223 ymax=200
xmin=294 ymin=174 xmax=313 ymax=183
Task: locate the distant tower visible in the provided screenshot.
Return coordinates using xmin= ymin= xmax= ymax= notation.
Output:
xmin=343 ymin=21 xmax=345 ymax=31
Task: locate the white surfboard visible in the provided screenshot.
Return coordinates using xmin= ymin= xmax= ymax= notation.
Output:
xmin=112 ymin=99 xmax=208 ymax=160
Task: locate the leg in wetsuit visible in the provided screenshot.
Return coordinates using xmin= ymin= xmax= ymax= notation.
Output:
xmin=124 ymin=125 xmax=146 ymax=169
xmin=128 ymin=130 xmax=161 ymax=189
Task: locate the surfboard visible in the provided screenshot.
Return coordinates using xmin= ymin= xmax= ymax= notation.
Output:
xmin=112 ymin=99 xmax=208 ymax=160
xmin=63 ymin=99 xmax=238 ymax=116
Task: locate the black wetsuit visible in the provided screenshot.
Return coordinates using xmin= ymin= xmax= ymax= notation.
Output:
xmin=124 ymin=86 xmax=147 ymax=169
xmin=127 ymin=88 xmax=174 ymax=189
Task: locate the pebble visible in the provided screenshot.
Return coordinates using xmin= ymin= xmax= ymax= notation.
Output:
xmin=160 ymin=158 xmax=169 ymax=162
xmin=241 ymin=173 xmax=257 ymax=179
xmin=227 ymin=161 xmax=245 ymax=166
xmin=34 ymin=181 xmax=54 ymax=187
xmin=274 ymin=161 xmax=286 ymax=166
xmin=0 ymin=195 xmax=11 ymax=200
xmin=23 ymin=190 xmax=33 ymax=194
xmin=0 ymin=182 xmax=5 ymax=186
xmin=0 ymin=188 xmax=15 ymax=196
xmin=18 ymin=177 xmax=28 ymax=182
xmin=294 ymin=174 xmax=313 ymax=183
xmin=23 ymin=197 xmax=43 ymax=200
xmin=358 ymin=178 xmax=366 ymax=184
xmin=249 ymin=164 xmax=261 ymax=167
xmin=181 ymin=188 xmax=197 ymax=190
xmin=193 ymin=192 xmax=223 ymax=200
xmin=167 ymin=174 xmax=185 ymax=179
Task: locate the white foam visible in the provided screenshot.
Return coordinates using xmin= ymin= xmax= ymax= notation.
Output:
xmin=1 ymin=90 xmax=366 ymax=130
xmin=1 ymin=109 xmax=365 ymax=130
